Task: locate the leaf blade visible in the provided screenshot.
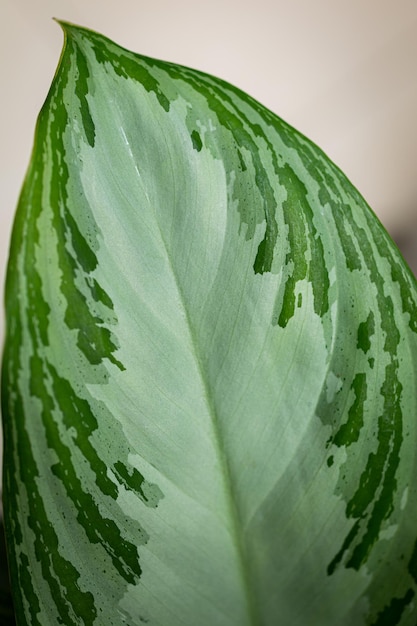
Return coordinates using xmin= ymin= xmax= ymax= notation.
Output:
xmin=2 ymin=22 xmax=417 ymax=625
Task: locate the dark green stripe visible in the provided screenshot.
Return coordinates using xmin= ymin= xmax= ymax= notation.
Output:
xmin=332 ymin=373 xmax=367 ymax=447
xmin=74 ymin=45 xmax=96 ymax=147
xmin=357 ymin=311 xmax=375 ymax=353
xmin=370 ymin=589 xmax=415 ymax=626
xmin=113 ymin=461 xmax=163 ymax=507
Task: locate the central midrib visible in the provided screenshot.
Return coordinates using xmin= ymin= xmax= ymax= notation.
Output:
xmin=155 ymin=221 xmax=259 ymax=625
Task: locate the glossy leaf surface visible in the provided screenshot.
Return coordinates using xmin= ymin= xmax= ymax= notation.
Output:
xmin=2 ymin=23 xmax=417 ymax=625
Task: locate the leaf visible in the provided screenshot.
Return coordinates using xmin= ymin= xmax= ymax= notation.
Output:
xmin=2 ymin=22 xmax=417 ymax=626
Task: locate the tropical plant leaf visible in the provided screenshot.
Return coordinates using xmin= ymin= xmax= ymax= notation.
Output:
xmin=2 ymin=22 xmax=417 ymax=626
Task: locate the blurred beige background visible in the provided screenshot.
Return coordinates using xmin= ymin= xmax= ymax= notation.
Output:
xmin=1 ymin=0 xmax=417 ymax=483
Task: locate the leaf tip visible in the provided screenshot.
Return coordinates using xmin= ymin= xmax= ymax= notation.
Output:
xmin=52 ymin=18 xmax=87 ymax=42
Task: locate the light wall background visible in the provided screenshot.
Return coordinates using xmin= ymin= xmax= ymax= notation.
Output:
xmin=1 ymin=0 xmax=417 ymax=484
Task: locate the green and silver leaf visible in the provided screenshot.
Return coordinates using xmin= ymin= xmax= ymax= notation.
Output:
xmin=2 ymin=22 xmax=417 ymax=625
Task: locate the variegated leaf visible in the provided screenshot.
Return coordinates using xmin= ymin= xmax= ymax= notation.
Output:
xmin=2 ymin=22 xmax=417 ymax=626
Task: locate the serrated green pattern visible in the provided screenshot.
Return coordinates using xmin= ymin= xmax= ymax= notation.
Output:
xmin=2 ymin=23 xmax=417 ymax=625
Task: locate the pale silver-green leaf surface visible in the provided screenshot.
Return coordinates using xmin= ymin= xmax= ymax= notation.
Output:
xmin=2 ymin=23 xmax=417 ymax=626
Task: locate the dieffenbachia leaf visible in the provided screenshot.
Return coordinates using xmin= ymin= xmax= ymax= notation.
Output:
xmin=2 ymin=22 xmax=417 ymax=626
